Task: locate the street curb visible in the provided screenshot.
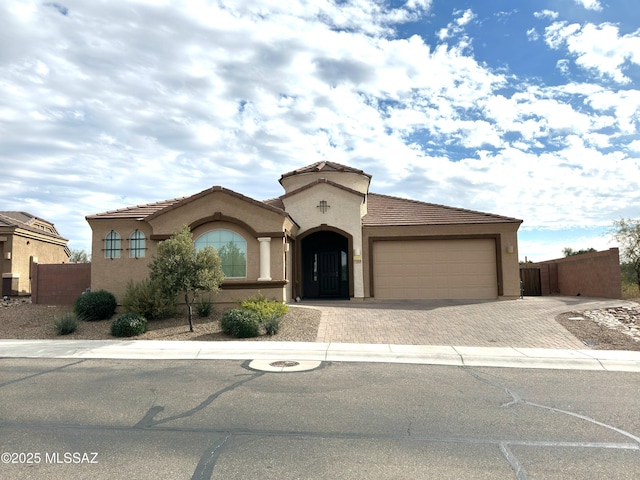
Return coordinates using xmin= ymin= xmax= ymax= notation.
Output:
xmin=1 ymin=340 xmax=639 ymax=372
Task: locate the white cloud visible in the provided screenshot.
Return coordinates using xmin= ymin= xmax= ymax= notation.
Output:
xmin=455 ymin=8 xmax=475 ymax=26
xmin=545 ymin=22 xmax=640 ymax=83
xmin=534 ymin=10 xmax=559 ymax=20
xmin=526 ymin=28 xmax=539 ymax=41
xmin=574 ymin=0 xmax=603 ymax=11
xmin=0 ymin=0 xmax=639 ymax=257
xmin=437 ymin=8 xmax=476 ymax=42
xmin=585 ymin=89 xmax=640 ymax=134
xmin=544 ymin=22 xmax=582 ymax=49
xmin=556 ymin=58 xmax=570 ymax=75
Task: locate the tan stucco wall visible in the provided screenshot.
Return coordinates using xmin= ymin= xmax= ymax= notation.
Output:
xmin=89 ymin=219 xmax=156 ymax=301
xmin=212 ymin=286 xmax=287 ymax=306
xmin=88 ymin=192 xmax=291 ymax=304
xmin=147 ymin=189 xmax=292 ymax=237
xmin=282 ymin=182 xmax=366 ymax=298
xmin=363 ymin=222 xmax=521 ymax=299
xmin=1 ymin=231 xmax=69 ymax=295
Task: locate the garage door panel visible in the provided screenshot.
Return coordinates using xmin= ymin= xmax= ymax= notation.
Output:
xmin=373 ymin=239 xmax=498 ymax=300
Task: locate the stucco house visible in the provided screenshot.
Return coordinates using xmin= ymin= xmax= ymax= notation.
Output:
xmin=0 ymin=211 xmax=70 ymax=296
xmin=87 ymin=162 xmax=522 ymax=304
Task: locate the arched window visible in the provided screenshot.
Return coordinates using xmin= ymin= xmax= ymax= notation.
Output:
xmin=105 ymin=230 xmax=121 ymax=259
xmin=129 ymin=230 xmax=146 ymax=258
xmin=195 ymin=230 xmax=247 ymax=278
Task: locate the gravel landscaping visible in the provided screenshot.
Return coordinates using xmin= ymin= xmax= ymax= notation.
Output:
xmin=555 ymin=304 xmax=640 ymax=351
xmin=0 ymin=298 xmax=321 ymax=342
xmin=2 ymin=297 xmax=640 ymax=350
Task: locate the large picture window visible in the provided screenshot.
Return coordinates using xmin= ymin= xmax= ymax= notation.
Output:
xmin=129 ymin=230 xmax=146 ymax=258
xmin=195 ymin=230 xmax=247 ymax=278
xmin=105 ymin=230 xmax=121 ymax=259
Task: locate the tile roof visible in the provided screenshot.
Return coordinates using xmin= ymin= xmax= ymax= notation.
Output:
xmin=87 ymin=190 xmax=521 ymax=227
xmin=263 ymin=197 xmax=285 ymax=210
xmin=0 ymin=211 xmax=37 ymax=225
xmin=279 ymin=161 xmax=371 ymax=180
xmin=143 ymin=186 xmax=289 ymax=221
xmin=363 ymin=193 xmax=522 ymax=226
xmin=87 ymin=187 xmax=290 ymax=220
xmin=85 ymin=197 xmax=188 ymax=220
xmin=0 ymin=211 xmax=67 ymax=240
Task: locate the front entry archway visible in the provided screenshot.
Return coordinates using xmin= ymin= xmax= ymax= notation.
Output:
xmin=301 ymin=230 xmax=350 ymax=299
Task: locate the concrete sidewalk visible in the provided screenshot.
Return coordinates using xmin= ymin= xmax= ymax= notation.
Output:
xmin=2 ymin=296 xmax=639 ymax=372
xmin=1 ymin=339 xmax=639 ymax=372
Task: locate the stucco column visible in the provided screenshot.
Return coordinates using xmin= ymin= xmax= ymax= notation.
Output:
xmin=257 ymin=237 xmax=272 ymax=281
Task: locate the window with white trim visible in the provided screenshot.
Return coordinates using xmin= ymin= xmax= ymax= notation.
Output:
xmin=195 ymin=230 xmax=247 ymax=278
xmin=105 ymin=230 xmax=121 ymax=259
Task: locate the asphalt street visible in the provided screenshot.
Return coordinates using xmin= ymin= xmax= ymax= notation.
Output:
xmin=1 ymin=358 xmax=639 ymax=479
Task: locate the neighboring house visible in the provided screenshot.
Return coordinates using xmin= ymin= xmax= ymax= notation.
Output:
xmin=0 ymin=211 xmax=70 ymax=296
xmin=86 ymin=162 xmax=522 ymax=304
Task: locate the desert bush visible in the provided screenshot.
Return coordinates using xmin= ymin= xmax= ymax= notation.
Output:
xmin=54 ymin=313 xmax=79 ymax=335
xmin=110 ymin=312 xmax=147 ymax=337
xmin=221 ymin=308 xmax=261 ymax=338
xmin=122 ymin=279 xmax=177 ymax=320
xmin=74 ymin=290 xmax=117 ymax=321
xmin=240 ymin=293 xmax=288 ymax=321
xmin=621 ymin=281 xmax=640 ymax=299
xmin=196 ymin=297 xmax=214 ymax=318
xmin=262 ymin=315 xmax=280 ymax=336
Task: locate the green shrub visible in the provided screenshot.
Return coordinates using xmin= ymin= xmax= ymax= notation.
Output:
xmin=122 ymin=279 xmax=177 ymax=320
xmin=54 ymin=313 xmax=79 ymax=335
xmin=196 ymin=297 xmax=214 ymax=318
xmin=262 ymin=315 xmax=280 ymax=336
xmin=240 ymin=293 xmax=288 ymax=321
xmin=221 ymin=308 xmax=261 ymax=338
xmin=621 ymin=281 xmax=640 ymax=299
xmin=110 ymin=313 xmax=147 ymax=337
xmin=74 ymin=290 xmax=117 ymax=321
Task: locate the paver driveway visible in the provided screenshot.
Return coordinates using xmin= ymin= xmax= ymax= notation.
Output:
xmin=308 ymin=296 xmax=638 ymax=348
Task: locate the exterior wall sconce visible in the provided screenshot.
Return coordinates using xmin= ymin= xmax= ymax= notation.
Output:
xmin=506 ymin=245 xmax=514 ymax=254
xmin=284 ymin=243 xmax=290 ymax=253
xmin=354 ymin=248 xmax=361 ymax=262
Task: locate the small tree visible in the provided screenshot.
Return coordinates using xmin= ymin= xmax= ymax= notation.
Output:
xmin=562 ymin=247 xmax=597 ymax=257
xmin=610 ymin=219 xmax=640 ymax=290
xmin=148 ymin=226 xmax=224 ymax=332
xmin=69 ymin=249 xmax=91 ymax=263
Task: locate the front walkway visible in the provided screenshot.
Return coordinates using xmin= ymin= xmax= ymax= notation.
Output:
xmin=310 ymin=296 xmax=639 ymax=349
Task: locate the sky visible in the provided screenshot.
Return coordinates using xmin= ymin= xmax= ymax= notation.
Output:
xmin=1 ymin=0 xmax=639 ymax=262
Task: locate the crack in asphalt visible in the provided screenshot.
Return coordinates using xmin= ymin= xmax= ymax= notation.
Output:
xmin=135 ymin=371 xmax=265 ymax=428
xmin=463 ymin=367 xmax=640 ymax=479
xmin=4 ymin=361 xmax=638 ymax=479
xmin=4 ymin=420 xmax=639 ymax=449
xmin=500 ymin=442 xmax=528 ymax=480
xmin=192 ymin=433 xmax=232 ymax=480
xmin=508 ymin=397 xmax=640 ymax=445
xmin=464 ymin=367 xmax=640 ymax=444
xmin=0 ymin=359 xmax=86 ymax=389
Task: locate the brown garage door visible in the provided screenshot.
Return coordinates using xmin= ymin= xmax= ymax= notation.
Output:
xmin=373 ymin=239 xmax=498 ymax=300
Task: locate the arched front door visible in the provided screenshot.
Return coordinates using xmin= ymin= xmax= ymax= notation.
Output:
xmin=301 ymin=230 xmax=350 ymax=299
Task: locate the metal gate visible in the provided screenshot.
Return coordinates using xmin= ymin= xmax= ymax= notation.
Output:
xmin=520 ymin=268 xmax=541 ymax=296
